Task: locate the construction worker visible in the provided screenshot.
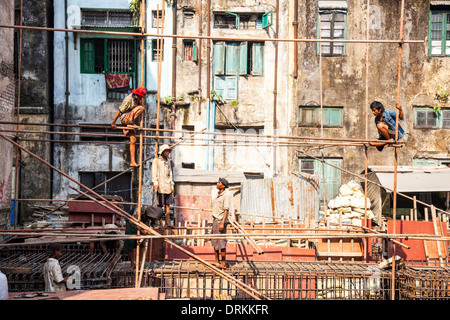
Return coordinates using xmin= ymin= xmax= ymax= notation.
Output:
xmin=111 ymin=86 xmax=147 ymax=167
xmin=369 ymin=100 xmax=405 ymax=151
xmin=152 ymin=144 xmax=175 ymax=229
xmin=210 ymin=178 xmax=231 ymax=270
xmin=43 ymin=244 xmax=67 ymax=292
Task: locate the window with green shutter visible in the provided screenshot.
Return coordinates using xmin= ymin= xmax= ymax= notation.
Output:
xmin=262 ymin=11 xmax=273 ymax=29
xmin=251 ymin=42 xmax=264 ymax=75
xmin=299 ymin=158 xmax=342 ymax=204
xmin=317 ymin=0 xmax=348 ymax=57
xmin=213 ymin=76 xmax=238 ymax=100
xmin=182 ymin=40 xmax=197 ymax=62
xmin=225 ymin=42 xmax=240 ymax=75
xmin=429 ymin=10 xmax=450 ymax=57
xmin=80 ymin=38 xmax=135 ymax=74
xmin=80 ymin=39 xmax=95 ymax=73
xmin=80 ymin=39 xmax=106 ymax=73
xmin=298 ymin=106 xmax=343 ymax=127
xmin=213 ymin=41 xmax=264 ymax=76
xmin=414 ymin=107 xmax=450 ymax=129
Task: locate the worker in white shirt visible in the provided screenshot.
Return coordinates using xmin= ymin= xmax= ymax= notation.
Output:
xmin=43 ymin=244 xmax=67 ymax=292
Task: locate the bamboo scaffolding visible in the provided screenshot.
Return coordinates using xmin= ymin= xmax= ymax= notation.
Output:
xmin=0 ymin=133 xmax=270 ymax=300
xmin=2 ymin=1 xmax=448 ymax=302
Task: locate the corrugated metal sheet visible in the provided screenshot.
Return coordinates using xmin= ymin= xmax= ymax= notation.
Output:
xmin=240 ymin=173 xmax=320 ymax=222
xmin=368 ymin=166 xmax=450 ymax=193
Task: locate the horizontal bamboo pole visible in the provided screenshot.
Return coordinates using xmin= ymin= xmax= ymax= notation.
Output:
xmin=0 ymin=24 xmax=425 ymax=44
xmin=0 ymin=121 xmax=404 ymax=144
xmin=0 ymin=231 xmax=447 ymax=243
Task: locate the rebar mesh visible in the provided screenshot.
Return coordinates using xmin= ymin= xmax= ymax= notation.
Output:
xmin=398 ymin=267 xmax=450 ymax=300
xmin=143 ymin=260 xmax=394 ymax=300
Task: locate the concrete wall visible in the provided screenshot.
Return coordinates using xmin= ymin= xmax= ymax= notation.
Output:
xmin=0 ymin=0 xmax=15 ymax=228
xmin=173 ymin=0 xmax=291 ymax=177
xmin=15 ymin=0 xmax=53 ymax=222
xmin=52 ymin=0 xmax=173 ymax=207
xmin=290 ymin=0 xmax=450 ymax=185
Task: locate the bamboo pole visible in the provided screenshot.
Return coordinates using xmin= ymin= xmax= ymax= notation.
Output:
xmin=391 ymin=0 xmax=406 ymax=300
xmin=0 ymin=24 xmax=425 ymax=44
xmin=135 ymin=0 xmax=147 ymax=288
xmin=0 ymin=121 xmax=407 ymax=144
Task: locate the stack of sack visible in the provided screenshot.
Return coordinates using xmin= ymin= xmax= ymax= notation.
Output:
xmin=323 ymin=180 xmax=374 ymax=226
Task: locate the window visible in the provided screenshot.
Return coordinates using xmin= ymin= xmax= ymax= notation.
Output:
xmin=214 ymin=76 xmax=238 ymax=100
xmin=317 ymin=1 xmax=347 ymax=56
xmin=183 ymin=11 xmax=195 ymax=28
xmin=213 ymin=41 xmax=264 ymax=76
xmin=152 ymin=39 xmax=164 ymax=61
xmin=80 ymin=38 xmax=136 ymax=74
xmin=79 ymin=124 xmax=126 ymax=142
xmin=183 ymin=40 xmax=197 ymax=62
xmin=262 ymin=11 xmax=273 ymax=29
xmin=152 ymin=10 xmax=162 ymax=28
xmin=429 ymin=10 xmax=450 ymax=56
xmin=298 ymin=106 xmax=343 ymax=127
xmin=299 ymin=158 xmax=342 ymax=204
xmin=81 ymin=9 xmax=135 ymax=27
xmin=214 ymin=12 xmax=263 ymax=30
xmin=414 ymin=107 xmax=450 ymax=129
xmin=79 ymin=171 xmax=132 ymax=212
xmin=413 ymin=158 xmax=450 ymax=167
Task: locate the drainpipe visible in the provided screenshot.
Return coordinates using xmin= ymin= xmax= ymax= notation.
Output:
xmin=64 ymin=0 xmax=69 ymax=138
xmin=293 ymin=0 xmax=298 ymax=79
xmin=171 ymin=0 xmax=177 ymax=134
xmin=208 ymin=100 xmax=215 ymax=171
xmin=205 ymin=0 xmax=211 ymax=170
xmin=205 ymin=99 xmax=210 ymax=169
xmin=197 ymin=0 xmax=202 ymax=115
xmin=272 ymin=0 xmax=279 ymax=177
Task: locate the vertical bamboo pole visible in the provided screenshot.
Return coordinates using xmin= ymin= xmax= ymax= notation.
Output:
xmin=135 ymin=0 xmax=147 ymax=288
xmin=14 ymin=0 xmax=24 ymax=230
xmin=363 ymin=0 xmax=371 ymax=263
xmin=391 ymin=0 xmax=405 ymax=300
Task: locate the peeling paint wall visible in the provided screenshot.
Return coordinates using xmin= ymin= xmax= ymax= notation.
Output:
xmin=173 ymin=0 xmax=291 ymax=177
xmin=14 ymin=0 xmax=53 ymax=223
xmin=0 ymin=0 xmax=15 ymax=228
xmin=291 ymin=0 xmax=450 ymax=186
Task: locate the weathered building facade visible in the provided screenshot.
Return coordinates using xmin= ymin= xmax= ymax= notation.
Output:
xmin=8 ymin=0 xmax=449 ymax=223
xmin=14 ymin=0 xmax=54 ymax=222
xmin=290 ymin=0 xmax=450 ymax=207
xmin=0 ymin=0 xmax=15 ymax=229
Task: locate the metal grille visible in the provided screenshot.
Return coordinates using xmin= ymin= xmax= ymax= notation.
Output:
xmin=81 ymin=10 xmax=134 ymax=27
xmin=107 ymin=40 xmax=134 ymax=73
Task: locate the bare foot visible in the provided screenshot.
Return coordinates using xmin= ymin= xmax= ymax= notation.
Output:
xmin=130 ymin=162 xmax=140 ymax=167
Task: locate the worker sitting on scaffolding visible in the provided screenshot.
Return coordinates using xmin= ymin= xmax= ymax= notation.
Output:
xmin=210 ymin=178 xmax=231 ymax=270
xmin=111 ymin=86 xmax=147 ymax=167
xmin=152 ymin=144 xmax=175 ymax=229
xmin=369 ymin=100 xmax=405 ymax=151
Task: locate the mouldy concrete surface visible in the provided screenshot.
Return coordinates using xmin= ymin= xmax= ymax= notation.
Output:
xmin=0 ymin=0 xmax=15 ymax=228
xmin=292 ymin=0 xmax=450 ymax=183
